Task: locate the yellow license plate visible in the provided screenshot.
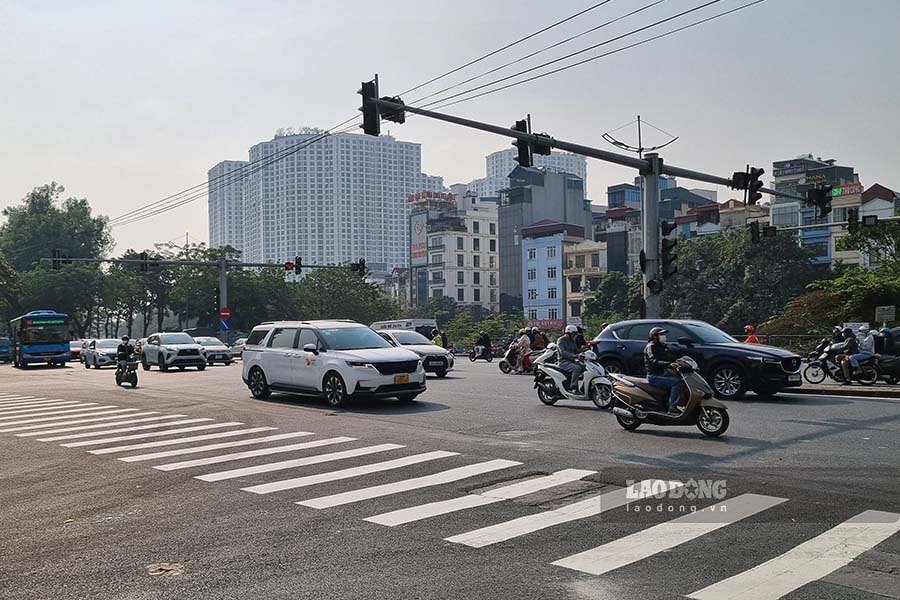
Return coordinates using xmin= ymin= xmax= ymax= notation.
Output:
xmin=394 ymin=374 xmax=409 ymax=384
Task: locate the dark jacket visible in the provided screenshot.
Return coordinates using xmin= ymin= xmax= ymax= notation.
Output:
xmin=477 ymin=334 xmax=492 ymax=348
xmin=116 ymin=343 xmax=134 ymax=360
xmin=440 ymin=333 xmax=448 ymax=348
xmin=831 ymin=336 xmax=859 ymax=355
xmin=644 ymin=341 xmax=675 ymax=376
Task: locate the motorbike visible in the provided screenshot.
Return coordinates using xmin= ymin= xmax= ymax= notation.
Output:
xmin=609 ymin=356 xmax=729 ymax=437
xmin=115 ymin=359 xmax=139 ymax=388
xmin=803 ymin=342 xmax=880 ymax=386
xmin=499 ymin=345 xmax=543 ymax=374
xmin=876 ymin=354 xmax=900 ymax=385
xmin=532 ymin=345 xmax=613 ymax=409
xmin=469 ymin=344 xmax=494 ymax=363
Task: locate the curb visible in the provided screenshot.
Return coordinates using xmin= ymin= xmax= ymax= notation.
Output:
xmin=789 ymin=386 xmax=900 ymax=399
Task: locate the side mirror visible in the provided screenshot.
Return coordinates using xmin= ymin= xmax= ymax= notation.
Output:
xmin=303 ymin=343 xmax=318 ymax=354
xmin=677 ymin=337 xmax=694 ymax=347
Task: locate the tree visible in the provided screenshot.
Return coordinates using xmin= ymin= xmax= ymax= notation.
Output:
xmin=293 ymin=268 xmax=399 ymax=324
xmin=809 ymin=267 xmax=900 ymax=326
xmin=0 ymin=254 xmax=19 ymax=331
xmin=414 ymin=296 xmax=458 ymax=328
xmin=14 ymin=264 xmax=105 ymax=338
xmin=836 ymin=220 xmax=900 ymax=274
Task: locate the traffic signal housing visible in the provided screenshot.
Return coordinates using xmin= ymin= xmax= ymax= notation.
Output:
xmin=847 ymin=208 xmax=859 ymax=233
xmin=511 ymin=119 xmax=532 ymax=168
xmin=749 ymin=221 xmax=760 ymax=244
xmin=748 ymin=167 xmax=765 ymax=205
xmin=139 ymin=251 xmax=149 ymax=272
xmin=806 ymin=185 xmax=834 ymax=220
xmin=294 ymin=256 xmax=302 ymax=275
xmin=358 ymin=77 xmax=380 ymax=137
xmin=350 ymin=258 xmax=367 ymax=277
xmin=660 ymin=220 xmax=677 ymax=280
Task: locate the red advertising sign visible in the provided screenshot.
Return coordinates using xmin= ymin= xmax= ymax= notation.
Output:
xmin=219 ymin=308 xmax=232 ymax=319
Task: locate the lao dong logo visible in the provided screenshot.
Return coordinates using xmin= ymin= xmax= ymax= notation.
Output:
xmin=626 ymin=479 xmax=727 ymax=501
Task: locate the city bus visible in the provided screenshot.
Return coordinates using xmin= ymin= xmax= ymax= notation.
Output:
xmin=9 ymin=310 xmax=71 ymax=367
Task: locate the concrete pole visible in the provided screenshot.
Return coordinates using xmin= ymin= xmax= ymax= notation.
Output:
xmin=218 ymin=258 xmax=228 ymax=341
xmin=641 ymin=153 xmax=662 ymax=319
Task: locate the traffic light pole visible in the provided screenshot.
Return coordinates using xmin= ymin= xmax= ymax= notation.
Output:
xmin=218 ymin=257 xmax=228 ymax=341
xmin=641 ymin=153 xmax=662 ymax=318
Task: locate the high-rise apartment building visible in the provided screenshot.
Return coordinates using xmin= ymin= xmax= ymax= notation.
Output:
xmin=469 ymin=148 xmax=588 ymax=198
xmin=207 ymin=160 xmax=249 ymax=250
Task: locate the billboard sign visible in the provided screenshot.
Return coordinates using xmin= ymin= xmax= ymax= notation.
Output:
xmin=410 ymin=212 xmax=428 ymax=267
xmin=831 ymin=183 xmax=864 ymax=197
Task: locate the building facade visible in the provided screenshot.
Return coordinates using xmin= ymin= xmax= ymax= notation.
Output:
xmin=563 ymin=239 xmax=608 ymax=322
xmin=520 ymin=221 xmax=585 ymax=327
xmin=469 ymin=148 xmax=588 ymax=199
xmin=208 ymin=160 xmax=249 ymax=250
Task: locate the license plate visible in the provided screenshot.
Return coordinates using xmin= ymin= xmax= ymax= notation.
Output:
xmin=788 ymin=373 xmax=801 ymax=382
xmin=394 ymin=374 xmax=409 ymax=384
xmin=427 ymin=359 xmax=443 ymax=366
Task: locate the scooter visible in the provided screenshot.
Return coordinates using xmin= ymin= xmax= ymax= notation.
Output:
xmin=876 ymin=354 xmax=900 ymax=385
xmin=532 ymin=345 xmax=613 ymax=409
xmin=803 ymin=343 xmax=880 ymax=385
xmin=115 ymin=359 xmax=139 ymax=388
xmin=499 ymin=345 xmax=542 ymax=374
xmin=469 ymin=344 xmax=494 ymax=363
xmin=609 ymin=356 xmax=729 ymax=437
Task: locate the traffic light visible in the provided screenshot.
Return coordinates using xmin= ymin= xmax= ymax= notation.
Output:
xmin=358 ymin=77 xmax=380 ymax=137
xmin=806 ymin=185 xmax=833 ymax=220
xmin=660 ymin=220 xmax=677 ymax=280
xmin=350 ymin=258 xmax=367 ymax=277
xmin=213 ymin=286 xmax=220 ymax=316
xmin=139 ymin=251 xmax=149 ymax=272
xmin=747 ymin=167 xmax=765 ymax=205
xmin=294 ymin=256 xmax=302 ymax=275
xmin=511 ymin=119 xmax=532 ymax=168
xmin=749 ymin=221 xmax=760 ymax=244
xmin=730 ymin=171 xmax=750 ymax=190
xmin=847 ymin=207 xmax=859 ymax=234
xmin=380 ymin=96 xmax=405 ymax=124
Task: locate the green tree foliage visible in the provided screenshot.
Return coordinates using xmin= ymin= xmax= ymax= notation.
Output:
xmin=583 ymin=272 xmax=643 ymax=332
xmin=836 ymin=220 xmax=900 ymax=274
xmin=413 ymin=295 xmax=458 ymax=327
xmin=15 ymin=264 xmax=105 ymax=338
xmin=293 ymin=268 xmax=399 ymax=324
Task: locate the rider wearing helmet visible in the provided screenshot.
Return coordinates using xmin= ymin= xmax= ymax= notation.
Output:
xmin=431 ymin=329 xmax=444 ymax=348
xmin=476 ymin=330 xmax=492 ymax=359
xmin=556 ymin=325 xmax=586 ymax=391
xmin=530 ymin=327 xmax=547 ymax=351
xmin=116 ymin=335 xmax=134 ymax=365
xmin=644 ymin=327 xmax=682 ymax=413
xmin=849 ymin=325 xmax=875 ymax=375
xmin=743 ymin=325 xmax=760 ymax=344
xmin=832 ymin=327 xmax=860 ymax=384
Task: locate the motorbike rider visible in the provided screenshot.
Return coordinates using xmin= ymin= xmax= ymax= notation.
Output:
xmin=849 ymin=325 xmax=875 ymax=373
xmin=116 ymin=335 xmax=135 ymax=369
xmin=515 ymin=328 xmax=531 ymax=373
xmin=530 ymin=327 xmax=547 ymax=351
xmin=644 ymin=327 xmax=682 ymax=413
xmin=831 ymin=326 xmax=844 ymax=345
xmin=475 ymin=330 xmax=492 ymax=359
xmin=743 ymin=325 xmax=761 ymax=344
xmin=575 ymin=326 xmax=587 ymax=351
xmin=880 ymin=327 xmax=896 ymax=355
xmin=557 ymin=325 xmax=586 ymax=392
xmin=832 ymin=327 xmax=860 ymax=385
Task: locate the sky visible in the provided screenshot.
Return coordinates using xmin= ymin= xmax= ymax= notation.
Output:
xmin=1 ymin=0 xmax=898 ymax=254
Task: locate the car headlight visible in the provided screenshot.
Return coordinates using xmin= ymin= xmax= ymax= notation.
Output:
xmin=747 ymin=356 xmax=780 ymax=363
xmin=347 ymin=361 xmax=377 ymax=369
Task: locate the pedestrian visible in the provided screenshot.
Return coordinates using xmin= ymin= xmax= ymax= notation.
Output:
xmin=431 ymin=328 xmax=444 ymax=348
xmin=743 ymin=325 xmax=761 ymax=344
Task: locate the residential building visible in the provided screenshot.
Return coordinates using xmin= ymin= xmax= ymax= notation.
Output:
xmin=469 ymin=148 xmax=588 ymax=199
xmin=233 ymin=129 xmax=443 ymax=277
xmin=830 ymin=183 xmax=896 ymax=267
xmin=499 ymin=167 xmax=593 ymax=313
xmin=607 ymin=175 xmax=676 ymax=209
xmin=521 ymin=221 xmax=584 ymax=328
xmin=718 ymin=199 xmax=769 ymax=231
xmin=208 ymin=160 xmax=249 ymax=250
xmin=563 ymin=240 xmax=608 ymax=323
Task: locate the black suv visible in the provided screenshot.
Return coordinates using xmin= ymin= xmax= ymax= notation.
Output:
xmin=591 ymin=319 xmax=802 ymax=399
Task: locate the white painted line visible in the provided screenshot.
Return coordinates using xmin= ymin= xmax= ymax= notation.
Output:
xmin=198 ymin=444 xmax=406 ymax=483
xmin=63 ymin=422 xmax=248 ymax=447
xmin=118 ymin=431 xmax=314 ymax=462
xmin=0 ymin=411 xmax=155 ymax=433
xmin=553 ymin=494 xmax=788 ymax=576
xmin=37 ymin=418 xmax=214 ymax=441
xmin=445 ymin=479 xmax=685 ymax=548
xmin=0 ymin=405 xmax=116 ymax=421
xmin=688 ymin=510 xmax=900 ymax=600
xmin=86 ymin=427 xmax=277 ymax=455
xmin=152 ymin=436 xmax=355 ymax=470
xmin=17 ymin=414 xmax=178 ymax=437
xmin=366 ymin=468 xmax=597 ymax=527
xmin=0 ymin=396 xmax=42 ymax=404
xmin=244 ymin=450 xmax=456 ymax=495
xmin=0 ymin=409 xmax=139 ymax=430
xmin=298 ymin=459 xmax=522 ymax=509
xmin=0 ymin=402 xmax=98 ymax=417
xmin=0 ymin=400 xmax=79 ymax=412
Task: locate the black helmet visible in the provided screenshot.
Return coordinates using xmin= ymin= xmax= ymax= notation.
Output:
xmin=432 ymin=329 xmax=439 ymax=336
xmin=648 ymin=327 xmax=667 ymax=340
xmin=842 ymin=327 xmax=854 ymax=338
xmin=121 ymin=335 xmax=129 ymax=342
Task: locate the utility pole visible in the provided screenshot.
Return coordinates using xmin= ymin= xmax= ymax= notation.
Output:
xmin=641 ymin=153 xmax=662 ymax=317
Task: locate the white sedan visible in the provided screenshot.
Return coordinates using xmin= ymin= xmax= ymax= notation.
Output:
xmin=194 ymin=336 xmax=233 ymax=365
xmin=376 ymin=330 xmax=454 ymax=378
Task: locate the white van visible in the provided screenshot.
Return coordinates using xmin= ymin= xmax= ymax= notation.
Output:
xmin=371 ymin=319 xmax=438 ymax=339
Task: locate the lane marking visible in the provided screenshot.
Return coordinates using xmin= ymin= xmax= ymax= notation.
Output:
xmin=552 ymin=493 xmax=787 ymax=576
xmin=688 ymin=510 xmax=900 ymax=600
xmin=0 ymin=409 xmax=139 ymax=429
xmin=298 ymin=459 xmax=522 ymax=509
xmin=61 ymin=422 xmax=245 ymax=447
xmin=244 ymin=450 xmax=456 ymax=495
xmin=17 ymin=414 xmax=184 ymax=437
xmin=0 ymin=405 xmax=113 ymax=421
xmin=152 ymin=436 xmax=355 ymax=470
xmin=86 ymin=427 xmax=277 ymax=455
xmin=37 ymin=418 xmax=213 ymax=441
xmin=365 ymin=468 xmax=597 ymax=527
xmin=197 ymin=444 xmax=406 ymax=483
xmin=0 ymin=400 xmax=81 ymax=413
xmin=117 ymin=431 xmax=316 ymax=462
xmin=445 ymin=479 xmax=684 ymax=548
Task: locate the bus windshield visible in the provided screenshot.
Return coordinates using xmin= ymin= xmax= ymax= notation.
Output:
xmin=21 ymin=325 xmax=68 ymax=345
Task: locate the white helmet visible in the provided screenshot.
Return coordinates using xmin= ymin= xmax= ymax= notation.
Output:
xmin=565 ymin=325 xmax=578 ymax=334
xmin=858 ymin=325 xmax=870 ymax=333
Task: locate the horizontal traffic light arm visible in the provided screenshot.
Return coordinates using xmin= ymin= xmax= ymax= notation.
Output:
xmin=369 ymin=96 xmax=806 ymax=202
xmin=767 ymin=215 xmax=900 ymax=233
xmin=40 ymin=257 xmax=363 ymax=270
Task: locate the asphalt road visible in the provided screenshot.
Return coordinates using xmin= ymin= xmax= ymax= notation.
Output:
xmin=2 ymin=359 xmax=899 ymax=600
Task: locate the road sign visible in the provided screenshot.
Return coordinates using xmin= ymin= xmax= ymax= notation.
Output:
xmin=219 ymin=307 xmax=232 ymax=320
xmin=220 ymin=319 xmax=231 ymax=331
xmin=875 ymin=305 xmax=895 ymax=323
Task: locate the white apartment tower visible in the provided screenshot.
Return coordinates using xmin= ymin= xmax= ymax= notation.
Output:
xmin=207 ymin=160 xmax=249 ymax=250
xmin=214 ymin=129 xmax=443 ymax=275
xmin=469 ymin=148 xmax=588 ymax=198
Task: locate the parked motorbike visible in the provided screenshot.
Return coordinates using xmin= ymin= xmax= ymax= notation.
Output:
xmin=877 ymin=354 xmax=900 ymax=385
xmin=609 ymin=356 xmax=729 ymax=437
xmin=532 ymin=345 xmax=613 ymax=409
xmin=469 ymin=345 xmax=494 ymax=363
xmin=803 ymin=342 xmax=879 ymax=386
xmin=115 ymin=359 xmax=139 ymax=388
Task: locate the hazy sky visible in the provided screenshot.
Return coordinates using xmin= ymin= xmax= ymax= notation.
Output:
xmin=2 ymin=0 xmax=898 ymax=253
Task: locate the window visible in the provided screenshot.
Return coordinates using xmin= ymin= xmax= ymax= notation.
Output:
xmin=527 ymin=248 xmax=536 ymax=260
xmin=489 ymin=239 xmax=496 ymax=252
xmin=547 ymin=266 xmax=557 ymax=279
xmin=548 ymin=287 xmax=557 ymax=299
xmin=473 ymin=238 xmax=480 ymax=251
xmin=591 ymin=253 xmax=600 ymax=268
xmin=474 ymin=256 xmax=480 ymax=268
xmin=528 ymin=309 xmax=538 ymax=320
xmin=473 ymin=272 xmax=480 ymax=285
xmin=548 ymin=307 xmax=558 ymax=320
xmin=490 ymin=289 xmax=497 ymax=303
xmin=318 ymin=327 xmax=392 ymax=350
xmin=575 ymin=255 xmax=585 ymax=268
xmin=832 ymin=207 xmax=848 ymax=223
xmin=268 ymin=328 xmax=298 ymax=349
xmin=473 ymin=289 xmax=481 ymax=302
xmin=456 ymin=236 xmax=464 ymax=250
xmin=489 ymin=256 xmax=496 ymax=268
xmin=570 ymin=277 xmax=581 ymax=293
xmin=457 ymin=271 xmax=465 ymax=284
xmin=527 ymin=289 xmax=538 ymax=300
xmin=432 ymin=288 xmax=444 ymax=298
xmin=569 ymin=301 xmax=582 ymax=317
xmin=297 ymin=329 xmax=319 ymax=350
xmin=527 ymin=268 xmax=537 ymax=280
xmin=489 ymin=222 xmax=496 ymax=235
xmin=547 ymin=246 xmax=557 ymax=258
xmin=430 ymin=253 xmax=444 ymax=265
xmin=457 ymin=288 xmax=465 ymax=301
xmin=473 ymin=221 xmax=480 ymax=234
xmin=489 ymin=273 xmax=496 ymax=286
xmin=457 ymin=254 xmax=464 ymax=267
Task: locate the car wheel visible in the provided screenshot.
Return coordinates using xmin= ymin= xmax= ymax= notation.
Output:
xmin=225 ymin=360 xmax=233 ymax=366
xmin=601 ymin=359 xmax=624 ymax=374
xmin=710 ymin=364 xmax=746 ymax=399
xmin=141 ymin=356 xmax=150 ymax=371
xmin=322 ymin=372 xmax=349 ymax=408
xmin=697 ymin=406 xmax=730 ymax=437
xmin=158 ymin=355 xmax=168 ymax=372
xmin=248 ymin=367 xmax=271 ymax=399
xmin=396 ymin=394 xmax=418 ymax=403
xmin=435 ymin=369 xmax=448 ymax=378
xmin=197 ymin=364 xmax=206 ymax=371
xmin=84 ymin=359 xmax=90 ymax=369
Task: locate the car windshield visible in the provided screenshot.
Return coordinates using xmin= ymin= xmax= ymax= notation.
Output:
xmin=683 ymin=322 xmax=737 ymax=344
xmin=96 ymin=340 xmax=120 ymax=348
xmin=195 ymin=337 xmax=223 ymax=346
xmin=318 ymin=327 xmax=393 ymax=351
xmin=69 ymin=341 xmax=81 ymax=349
xmin=393 ymin=331 xmax=433 ymax=345
xmin=159 ymin=333 xmax=195 ymax=345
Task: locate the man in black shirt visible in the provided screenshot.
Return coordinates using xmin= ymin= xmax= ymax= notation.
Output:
xmin=116 ymin=336 xmax=134 ymax=364
xmin=643 ymin=327 xmax=682 ymax=413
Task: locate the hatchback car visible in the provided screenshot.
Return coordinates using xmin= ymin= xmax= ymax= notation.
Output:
xmin=230 ymin=338 xmax=247 ymax=359
xmin=140 ymin=332 xmax=207 ymax=371
xmin=591 ymin=319 xmax=802 ymax=399
xmin=82 ymin=338 xmax=121 ymax=369
xmin=194 ymin=336 xmax=233 ymax=365
xmin=376 ymin=330 xmax=454 ymax=377
xmin=242 ymin=320 xmax=426 ymax=407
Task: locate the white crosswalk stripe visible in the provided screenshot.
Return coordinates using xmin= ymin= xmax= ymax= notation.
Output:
xmin=552 ymin=493 xmax=788 ymax=576
xmin=688 ymin=510 xmax=900 ymax=600
xmin=86 ymin=427 xmax=278 ymax=455
xmin=17 ymin=414 xmax=179 ymax=437
xmin=151 ymin=436 xmax=356 ymax=471
xmin=244 ymin=450 xmax=459 ymax=495
xmin=0 ymin=409 xmax=140 ymax=430
xmin=0 ymin=404 xmax=113 ymax=420
xmin=0 ymin=403 xmax=98 ymax=417
xmin=59 ymin=422 xmax=247 ymax=447
xmin=0 ymin=400 xmax=81 ymax=413
xmin=0 ymin=411 xmax=156 ymax=433
xmin=119 ymin=431 xmax=318 ymax=463
xmin=0 ymin=396 xmax=43 ymax=404
xmin=298 ymin=459 xmax=523 ymax=509
xmin=365 ymin=468 xmax=597 ymax=527
xmin=37 ymin=418 xmax=214 ymax=441
xmin=445 ymin=479 xmax=685 ymax=548
xmin=198 ymin=444 xmax=407 ymax=483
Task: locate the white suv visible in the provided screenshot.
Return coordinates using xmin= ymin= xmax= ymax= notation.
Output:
xmin=141 ymin=332 xmax=208 ymax=371
xmin=241 ymin=320 xmax=426 ymax=407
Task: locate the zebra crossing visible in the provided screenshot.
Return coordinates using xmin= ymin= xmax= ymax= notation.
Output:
xmin=1 ymin=391 xmax=898 ymax=599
